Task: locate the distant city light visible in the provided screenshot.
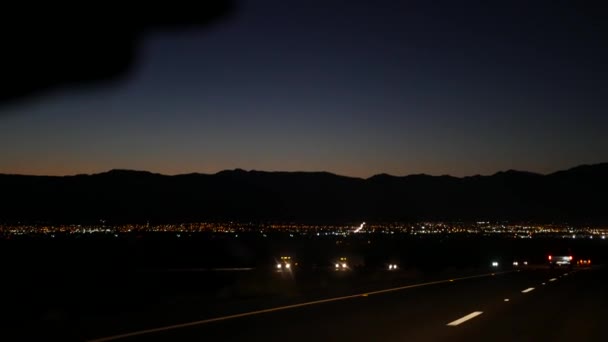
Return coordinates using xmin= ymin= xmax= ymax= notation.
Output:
xmin=354 ymin=222 xmax=366 ymax=233
xmin=1 ymin=222 xmax=605 ymax=241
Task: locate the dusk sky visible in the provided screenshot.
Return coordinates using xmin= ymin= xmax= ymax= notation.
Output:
xmin=1 ymin=0 xmax=607 ymax=178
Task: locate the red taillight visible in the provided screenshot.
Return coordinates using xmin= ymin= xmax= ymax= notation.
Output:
xmin=569 ymin=256 xmax=573 ymax=261
xmin=548 ymin=255 xmax=552 ymax=260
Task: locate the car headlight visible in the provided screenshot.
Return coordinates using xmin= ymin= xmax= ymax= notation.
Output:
xmin=277 ymin=264 xmax=282 ymax=269
xmin=285 ymin=263 xmax=291 ymax=269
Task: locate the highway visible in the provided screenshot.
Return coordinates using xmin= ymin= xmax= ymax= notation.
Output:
xmin=89 ymin=266 xmax=608 ymax=342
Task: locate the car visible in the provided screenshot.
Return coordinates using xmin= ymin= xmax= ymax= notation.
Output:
xmin=512 ymin=259 xmax=529 ymax=268
xmin=548 ymin=254 xmax=573 ymax=270
xmin=335 ymin=257 xmax=349 ymax=271
xmin=276 ymin=256 xmax=297 ymax=271
xmin=576 ymin=258 xmax=592 ymax=267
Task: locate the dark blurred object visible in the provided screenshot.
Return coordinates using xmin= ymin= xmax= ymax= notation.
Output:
xmin=0 ymin=1 xmax=235 ymax=106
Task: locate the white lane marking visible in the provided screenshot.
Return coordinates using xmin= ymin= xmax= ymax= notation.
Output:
xmin=522 ymin=287 xmax=535 ymax=293
xmin=88 ymin=271 xmax=511 ymax=342
xmin=549 ymin=278 xmax=557 ymax=282
xmin=447 ymin=311 xmax=484 ymax=326
xmin=504 ymin=298 xmax=510 ymax=302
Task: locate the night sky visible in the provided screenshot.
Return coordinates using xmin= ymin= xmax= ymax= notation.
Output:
xmin=1 ymin=0 xmax=607 ymax=177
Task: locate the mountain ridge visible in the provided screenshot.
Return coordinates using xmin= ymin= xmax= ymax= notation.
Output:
xmin=4 ymin=162 xmax=608 ymax=180
xmin=1 ymin=163 xmax=607 ymax=224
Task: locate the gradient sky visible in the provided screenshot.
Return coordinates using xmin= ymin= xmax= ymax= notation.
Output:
xmin=1 ymin=0 xmax=607 ymax=178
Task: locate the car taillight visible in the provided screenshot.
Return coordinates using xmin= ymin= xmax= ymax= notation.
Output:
xmin=548 ymin=255 xmax=552 ymax=260
xmin=569 ymin=256 xmax=573 ymax=261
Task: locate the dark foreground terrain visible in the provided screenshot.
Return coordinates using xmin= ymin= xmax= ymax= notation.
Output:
xmin=1 ymin=233 xmax=606 ymax=341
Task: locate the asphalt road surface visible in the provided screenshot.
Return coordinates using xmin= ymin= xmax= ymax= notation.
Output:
xmin=89 ymin=266 xmax=608 ymax=342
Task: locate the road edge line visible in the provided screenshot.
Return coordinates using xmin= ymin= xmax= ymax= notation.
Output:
xmin=88 ymin=270 xmax=512 ymax=342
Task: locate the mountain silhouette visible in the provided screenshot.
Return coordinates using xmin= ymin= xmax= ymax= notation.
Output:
xmin=1 ymin=163 xmax=607 ymax=224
